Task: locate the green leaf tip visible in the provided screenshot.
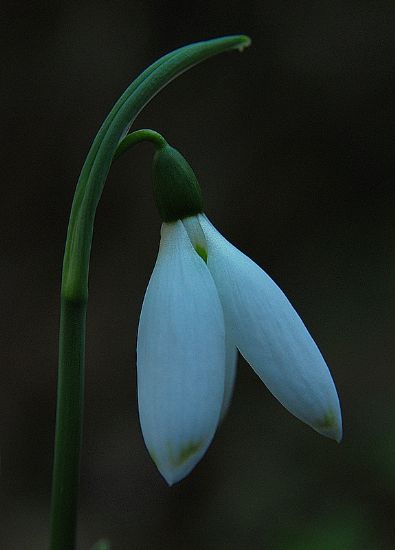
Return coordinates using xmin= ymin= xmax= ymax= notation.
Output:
xmin=234 ymin=34 xmax=252 ymax=51
xmin=204 ymin=34 xmax=251 ymax=54
xmin=213 ymin=34 xmax=251 ymax=46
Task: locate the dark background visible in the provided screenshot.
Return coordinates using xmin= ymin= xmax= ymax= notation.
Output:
xmin=2 ymin=1 xmax=395 ymax=548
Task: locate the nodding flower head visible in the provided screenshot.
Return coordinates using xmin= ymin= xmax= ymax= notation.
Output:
xmin=136 ymin=144 xmax=342 ymax=485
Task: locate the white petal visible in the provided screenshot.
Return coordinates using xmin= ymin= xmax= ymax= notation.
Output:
xmin=137 ymin=220 xmax=226 ymax=485
xmin=219 ymin=336 xmax=238 ymax=422
xmin=199 ymin=214 xmax=342 ymax=442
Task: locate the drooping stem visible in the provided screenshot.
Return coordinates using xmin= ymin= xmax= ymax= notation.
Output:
xmin=113 ymin=128 xmax=167 ymax=161
xmin=50 ymin=35 xmax=250 ymax=550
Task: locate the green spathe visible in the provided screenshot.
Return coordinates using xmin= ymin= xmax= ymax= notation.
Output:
xmin=152 ymin=144 xmax=203 ymax=222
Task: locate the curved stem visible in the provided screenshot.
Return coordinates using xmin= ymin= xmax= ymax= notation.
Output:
xmin=113 ymin=129 xmax=167 ymax=162
xmin=50 ymin=35 xmax=250 ymax=550
xmin=62 ymin=35 xmax=250 ymax=302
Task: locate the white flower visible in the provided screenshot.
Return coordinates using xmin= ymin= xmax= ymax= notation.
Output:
xmin=137 ymin=214 xmax=342 ymax=485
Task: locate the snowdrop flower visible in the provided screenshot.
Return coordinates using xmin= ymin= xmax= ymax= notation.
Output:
xmin=137 ymin=143 xmax=342 ymax=485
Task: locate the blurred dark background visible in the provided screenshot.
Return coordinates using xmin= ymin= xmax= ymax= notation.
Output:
xmin=2 ymin=1 xmax=395 ymax=548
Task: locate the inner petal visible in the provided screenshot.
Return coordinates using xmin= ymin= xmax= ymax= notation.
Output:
xmin=182 ymin=216 xmax=208 ymax=261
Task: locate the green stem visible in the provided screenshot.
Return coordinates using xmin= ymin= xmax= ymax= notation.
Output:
xmin=50 ymin=298 xmax=86 ymax=550
xmin=113 ymin=129 xmax=167 ymax=162
xmin=50 ymin=35 xmax=250 ymax=550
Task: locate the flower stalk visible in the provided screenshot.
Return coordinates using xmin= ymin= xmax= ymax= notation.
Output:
xmin=49 ymin=35 xmax=250 ymax=550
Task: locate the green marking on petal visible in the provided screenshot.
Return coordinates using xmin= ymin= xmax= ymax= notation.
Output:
xmin=168 ymin=441 xmax=202 ymax=468
xmin=148 ymin=448 xmax=159 ymax=467
xmin=315 ymin=411 xmax=338 ymax=430
xmin=195 ymin=244 xmax=208 ymax=263
xmin=314 ymin=410 xmax=342 ymax=442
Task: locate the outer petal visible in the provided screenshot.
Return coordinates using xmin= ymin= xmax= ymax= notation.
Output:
xmin=199 ymin=215 xmax=342 ymax=442
xmin=137 ymin=220 xmax=226 ymax=485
